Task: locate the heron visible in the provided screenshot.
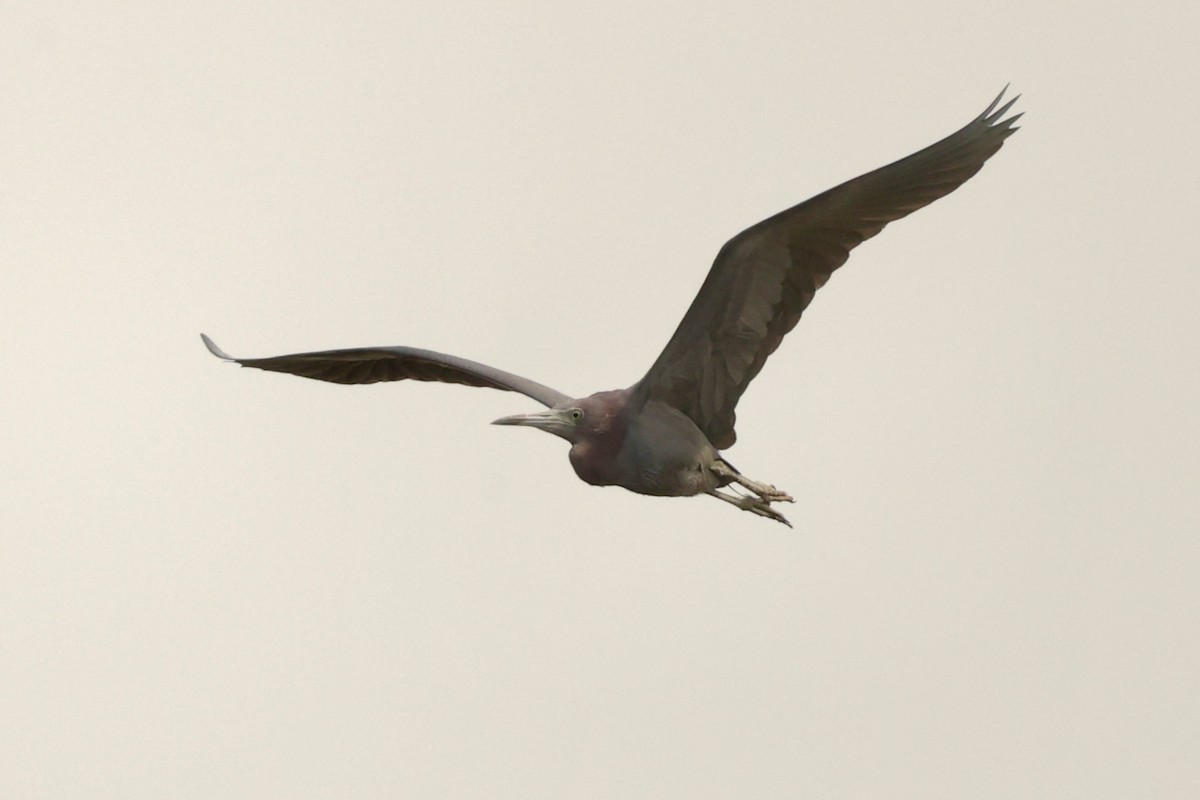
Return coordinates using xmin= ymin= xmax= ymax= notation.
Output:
xmin=203 ymin=89 xmax=1020 ymax=527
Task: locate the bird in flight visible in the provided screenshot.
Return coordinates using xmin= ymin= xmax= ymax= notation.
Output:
xmin=203 ymin=89 xmax=1020 ymax=527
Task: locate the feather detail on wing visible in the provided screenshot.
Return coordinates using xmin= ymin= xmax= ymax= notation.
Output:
xmin=201 ymin=333 xmax=571 ymax=408
xmin=632 ymin=89 xmax=1021 ymax=449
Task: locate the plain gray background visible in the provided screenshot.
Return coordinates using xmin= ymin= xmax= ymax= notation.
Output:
xmin=4 ymin=1 xmax=1197 ymax=797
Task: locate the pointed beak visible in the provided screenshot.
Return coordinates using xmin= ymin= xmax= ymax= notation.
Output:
xmin=491 ymin=408 xmax=567 ymax=431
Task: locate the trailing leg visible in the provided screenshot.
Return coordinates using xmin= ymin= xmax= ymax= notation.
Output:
xmin=707 ymin=487 xmax=793 ymax=527
xmin=710 ymin=459 xmax=795 ymax=504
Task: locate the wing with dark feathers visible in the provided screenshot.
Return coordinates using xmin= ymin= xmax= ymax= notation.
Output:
xmin=201 ymin=333 xmax=572 ymax=408
xmin=631 ymin=88 xmax=1021 ymax=449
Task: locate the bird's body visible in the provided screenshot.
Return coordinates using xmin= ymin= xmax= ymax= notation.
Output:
xmin=203 ymin=90 xmax=1021 ymax=527
xmin=561 ymin=394 xmax=718 ymax=497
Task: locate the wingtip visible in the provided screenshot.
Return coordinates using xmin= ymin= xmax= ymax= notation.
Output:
xmin=976 ymin=85 xmax=1022 ymax=134
xmin=200 ymin=332 xmax=236 ymax=362
xmin=981 ymin=86 xmax=1007 ymax=117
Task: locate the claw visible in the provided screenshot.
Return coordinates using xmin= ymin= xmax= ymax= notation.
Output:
xmin=708 ymin=487 xmax=793 ymax=527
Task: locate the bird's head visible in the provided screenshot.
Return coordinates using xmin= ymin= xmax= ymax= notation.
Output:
xmin=491 ymin=390 xmax=627 ymax=445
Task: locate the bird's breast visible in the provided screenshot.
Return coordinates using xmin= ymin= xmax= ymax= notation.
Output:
xmin=568 ymin=439 xmax=622 ymax=487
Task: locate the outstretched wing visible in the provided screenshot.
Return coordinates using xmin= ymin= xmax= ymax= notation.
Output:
xmin=201 ymin=333 xmax=571 ymax=408
xmin=632 ymin=89 xmax=1021 ymax=449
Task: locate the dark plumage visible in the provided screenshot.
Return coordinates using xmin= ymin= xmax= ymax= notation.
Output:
xmin=204 ymin=89 xmax=1021 ymax=526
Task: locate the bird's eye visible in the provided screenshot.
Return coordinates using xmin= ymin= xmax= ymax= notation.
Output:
xmin=570 ymin=408 xmax=583 ymax=421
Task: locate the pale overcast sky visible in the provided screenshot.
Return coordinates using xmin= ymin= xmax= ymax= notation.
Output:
xmin=3 ymin=2 xmax=1198 ymax=797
